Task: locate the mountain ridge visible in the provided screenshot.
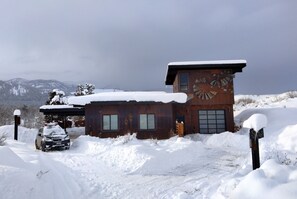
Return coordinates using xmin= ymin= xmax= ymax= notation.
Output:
xmin=0 ymin=78 xmax=76 ymax=105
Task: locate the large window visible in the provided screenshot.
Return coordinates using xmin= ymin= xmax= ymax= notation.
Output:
xmin=198 ymin=110 xmax=226 ymax=134
xmin=179 ymin=73 xmax=188 ymax=92
xmin=140 ymin=114 xmax=155 ymax=130
xmin=103 ymin=114 xmax=118 ymax=130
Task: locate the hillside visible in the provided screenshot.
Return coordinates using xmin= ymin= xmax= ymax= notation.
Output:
xmin=0 ymin=78 xmax=76 ymax=105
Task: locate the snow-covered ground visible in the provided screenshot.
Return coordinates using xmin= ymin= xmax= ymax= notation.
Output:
xmin=1 ymin=92 xmax=297 ymax=199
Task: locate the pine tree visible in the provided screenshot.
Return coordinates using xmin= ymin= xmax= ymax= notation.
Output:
xmin=85 ymin=83 xmax=95 ymax=95
xmin=46 ymin=89 xmax=65 ymax=105
xmin=74 ymin=83 xmax=95 ymax=96
xmin=74 ymin=84 xmax=85 ymax=96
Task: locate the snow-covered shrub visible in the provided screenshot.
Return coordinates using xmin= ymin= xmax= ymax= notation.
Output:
xmin=263 ymin=147 xmax=297 ymax=166
xmin=235 ymin=98 xmax=256 ymax=106
xmin=285 ymin=91 xmax=297 ymax=99
xmin=113 ymin=133 xmax=137 ymax=145
xmin=272 ymin=91 xmax=297 ymax=103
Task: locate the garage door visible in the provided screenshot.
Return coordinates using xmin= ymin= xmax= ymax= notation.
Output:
xmin=198 ymin=110 xmax=226 ymax=134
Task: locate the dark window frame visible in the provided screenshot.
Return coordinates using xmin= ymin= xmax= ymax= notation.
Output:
xmin=139 ymin=113 xmax=155 ymax=130
xmin=179 ymin=73 xmax=189 ymax=92
xmin=102 ymin=114 xmax=119 ymax=131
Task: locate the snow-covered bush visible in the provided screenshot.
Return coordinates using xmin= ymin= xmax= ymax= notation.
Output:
xmin=235 ymin=97 xmax=256 ymax=106
xmin=286 ymin=91 xmax=297 ymax=98
xmin=272 ymin=91 xmax=297 ymax=103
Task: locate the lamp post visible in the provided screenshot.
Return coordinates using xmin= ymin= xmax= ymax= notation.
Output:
xmin=13 ymin=109 xmax=21 ymax=141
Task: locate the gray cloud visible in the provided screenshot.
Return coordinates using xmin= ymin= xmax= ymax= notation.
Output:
xmin=0 ymin=0 xmax=296 ymax=94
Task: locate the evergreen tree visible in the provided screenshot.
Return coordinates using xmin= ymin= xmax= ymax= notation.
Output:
xmin=74 ymin=84 xmax=85 ymax=96
xmin=74 ymin=83 xmax=95 ymax=96
xmin=46 ymin=89 xmax=65 ymax=105
xmin=85 ymin=83 xmax=95 ymax=95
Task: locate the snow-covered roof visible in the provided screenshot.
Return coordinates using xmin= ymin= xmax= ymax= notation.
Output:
xmin=68 ymin=91 xmax=187 ymax=106
xmin=40 ymin=105 xmax=75 ymax=110
xmin=165 ymin=59 xmax=246 ymax=85
xmin=168 ymin=59 xmax=247 ymax=66
xmin=39 ymin=104 xmax=85 ymax=116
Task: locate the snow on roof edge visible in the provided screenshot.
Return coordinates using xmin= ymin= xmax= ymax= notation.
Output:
xmin=40 ymin=105 xmax=75 ymax=110
xmin=168 ymin=59 xmax=247 ymax=66
xmin=68 ymin=91 xmax=188 ymax=106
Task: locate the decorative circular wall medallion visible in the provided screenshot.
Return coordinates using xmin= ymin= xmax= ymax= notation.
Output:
xmin=193 ymin=70 xmax=233 ymax=100
xmin=193 ymin=80 xmax=217 ymax=100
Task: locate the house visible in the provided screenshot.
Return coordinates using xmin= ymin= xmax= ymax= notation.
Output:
xmin=40 ymin=60 xmax=246 ymax=139
xmin=67 ymin=92 xmax=187 ymax=139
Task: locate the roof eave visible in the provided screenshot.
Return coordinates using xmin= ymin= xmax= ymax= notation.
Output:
xmin=165 ymin=62 xmax=246 ymax=85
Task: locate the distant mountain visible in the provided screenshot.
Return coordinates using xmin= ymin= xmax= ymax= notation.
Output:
xmin=0 ymin=78 xmax=76 ymax=105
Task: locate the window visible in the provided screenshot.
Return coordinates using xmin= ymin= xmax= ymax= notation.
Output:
xmin=140 ymin=114 xmax=155 ymax=130
xmin=103 ymin=114 xmax=118 ymax=130
xmin=198 ymin=110 xmax=226 ymax=134
xmin=179 ymin=73 xmax=188 ymax=92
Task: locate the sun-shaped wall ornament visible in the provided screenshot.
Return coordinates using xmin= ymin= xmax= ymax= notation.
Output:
xmin=193 ymin=78 xmax=218 ymax=100
xmin=209 ymin=70 xmax=234 ymax=88
xmin=193 ymin=70 xmax=233 ymax=100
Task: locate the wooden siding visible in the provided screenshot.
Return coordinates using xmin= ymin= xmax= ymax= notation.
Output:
xmin=173 ymin=69 xmax=235 ymax=104
xmin=172 ymin=69 xmax=236 ymax=134
xmin=174 ymin=104 xmax=234 ymax=135
xmin=85 ymin=101 xmax=175 ymax=139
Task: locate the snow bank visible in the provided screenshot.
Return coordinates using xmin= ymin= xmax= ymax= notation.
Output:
xmin=0 ymin=141 xmax=84 ymax=199
xmin=66 ymin=127 xmax=85 ymax=138
xmin=232 ymin=159 xmax=297 ymax=199
xmin=0 ymin=146 xmax=27 ymax=168
xmin=0 ymin=125 xmax=37 ymax=144
xmin=72 ymin=134 xmax=207 ymax=175
xmin=235 ymin=108 xmax=297 ymax=136
xmin=204 ymin=131 xmax=249 ymax=151
xmin=277 ymin=124 xmax=297 ymax=152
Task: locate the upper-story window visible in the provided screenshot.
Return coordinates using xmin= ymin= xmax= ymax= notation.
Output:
xmin=179 ymin=73 xmax=189 ymax=92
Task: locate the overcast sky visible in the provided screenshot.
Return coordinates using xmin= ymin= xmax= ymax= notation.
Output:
xmin=0 ymin=0 xmax=296 ymax=94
